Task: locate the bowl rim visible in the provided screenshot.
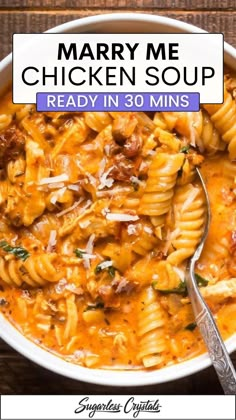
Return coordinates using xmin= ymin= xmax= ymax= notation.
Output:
xmin=0 ymin=12 xmax=236 ymax=387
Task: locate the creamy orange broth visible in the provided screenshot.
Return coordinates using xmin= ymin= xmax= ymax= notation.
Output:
xmin=0 ymin=84 xmax=235 ymax=370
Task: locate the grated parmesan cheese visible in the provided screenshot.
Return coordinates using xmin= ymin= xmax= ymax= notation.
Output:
xmin=39 ymin=174 xmax=69 ymax=185
xmin=104 ymin=145 xmax=110 ymax=156
xmin=86 ymin=172 xmax=97 ymax=185
xmin=79 ymin=220 xmax=91 ymax=229
xmin=98 ymin=167 xmax=115 ymax=190
xmin=97 ymin=260 xmax=113 ymax=270
xmin=163 ymin=227 xmax=181 ymax=255
xmin=98 ymin=157 xmax=107 ymax=178
xmin=172 ymin=266 xmax=186 ymax=283
xmin=143 ymin=226 xmax=153 ymax=235
xmin=46 ymin=230 xmax=57 ymax=252
xmin=101 ymin=207 xmax=110 ymax=216
xmin=48 ymin=182 xmax=65 ymax=189
xmin=181 ymin=187 xmax=199 ymax=213
xmin=106 ymin=213 xmax=139 ymax=222
xmin=127 ymin=224 xmax=138 ymax=235
xmin=68 ymin=184 xmax=81 ymax=192
xmin=86 ymin=233 xmax=95 ymax=254
xmin=55 ymin=278 xmax=67 ymax=293
xmin=139 ymin=161 xmax=148 ymax=172
xmin=188 ymin=112 xmax=196 ymax=147
xmin=56 ymin=197 xmax=84 ymax=217
xmin=84 ymin=233 xmax=96 ymax=269
xmin=50 ymin=187 xmax=67 ymax=205
xmin=80 ymin=253 xmax=97 ymax=259
xmin=130 ymin=176 xmax=142 ymax=186
xmin=81 ymin=143 xmax=97 ymax=151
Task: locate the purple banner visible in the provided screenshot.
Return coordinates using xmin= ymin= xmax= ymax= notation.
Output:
xmin=36 ymin=92 xmax=200 ymax=112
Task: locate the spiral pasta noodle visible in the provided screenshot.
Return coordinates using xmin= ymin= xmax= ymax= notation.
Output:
xmin=137 ymin=287 xmax=167 ymax=368
xmin=84 ymin=112 xmax=112 ymax=132
xmin=162 ymin=110 xmax=225 ymax=154
xmin=201 ymin=110 xmax=226 ymax=154
xmin=167 ymin=184 xmax=205 ymax=265
xmin=204 ymin=86 xmax=236 ymax=159
xmin=0 ymin=254 xmax=59 ymax=287
xmin=162 ymin=111 xmax=203 ymax=147
xmin=139 ymin=152 xmax=185 ymax=218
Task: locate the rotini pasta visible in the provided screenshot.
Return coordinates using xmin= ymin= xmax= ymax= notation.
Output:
xmin=0 ymin=253 xmax=60 ymax=287
xmin=204 ymin=86 xmax=236 ymax=159
xmin=201 ymin=110 xmax=226 ymax=154
xmin=162 ymin=110 xmax=226 ymax=154
xmin=137 ymin=287 xmax=167 ymax=367
xmin=139 ymin=152 xmax=185 ymax=217
xmin=167 ymin=184 xmax=205 ymax=265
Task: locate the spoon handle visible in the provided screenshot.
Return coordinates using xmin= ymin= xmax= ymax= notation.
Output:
xmin=186 ymin=267 xmax=236 ymax=395
xmin=196 ymin=305 xmax=236 ymax=395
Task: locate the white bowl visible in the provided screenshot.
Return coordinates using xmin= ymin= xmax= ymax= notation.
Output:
xmin=0 ymin=13 xmax=236 ymax=387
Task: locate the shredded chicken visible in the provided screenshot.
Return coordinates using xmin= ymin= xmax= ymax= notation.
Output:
xmin=113 ymin=332 xmax=128 ymax=354
xmin=200 ymin=278 xmax=236 ymax=301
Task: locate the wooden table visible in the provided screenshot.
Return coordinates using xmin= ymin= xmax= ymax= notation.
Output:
xmin=0 ymin=0 xmax=235 ymax=395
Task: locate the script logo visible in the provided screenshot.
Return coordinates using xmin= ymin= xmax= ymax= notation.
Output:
xmin=74 ymin=396 xmax=162 ymax=418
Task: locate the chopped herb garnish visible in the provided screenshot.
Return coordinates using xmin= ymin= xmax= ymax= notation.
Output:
xmin=180 ymin=145 xmax=190 ymax=154
xmin=95 ymin=261 xmax=117 ymax=277
xmin=152 ymin=280 xmax=187 ymax=295
xmin=84 ymin=302 xmax=104 ymax=312
xmin=185 ymin=322 xmax=197 ymax=331
xmin=74 ymin=249 xmax=86 ymax=258
xmin=94 ymin=264 xmax=102 ymax=274
xmin=108 ymin=266 xmax=116 ymax=278
xmin=0 ymin=241 xmax=30 ymax=261
xmin=195 ymin=273 xmax=209 ymax=287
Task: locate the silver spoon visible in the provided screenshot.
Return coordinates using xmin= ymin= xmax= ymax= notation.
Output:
xmin=185 ymin=167 xmax=236 ymax=395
